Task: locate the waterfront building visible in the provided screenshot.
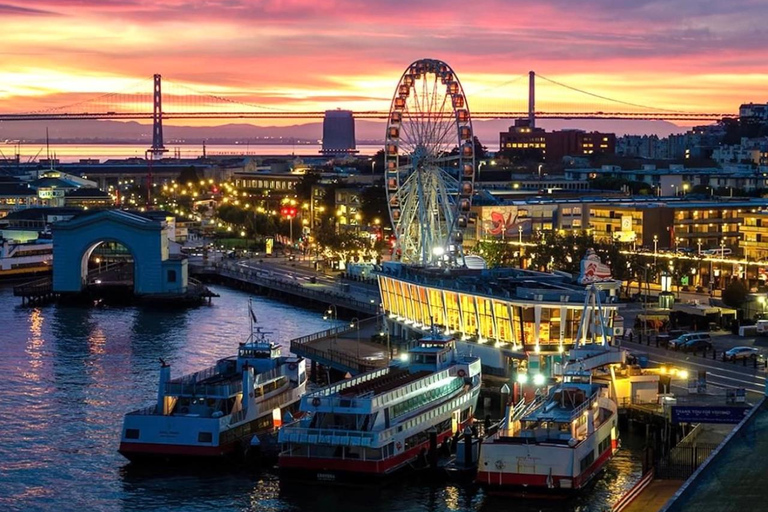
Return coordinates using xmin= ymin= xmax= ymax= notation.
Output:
xmin=565 ymin=164 xmax=768 ymax=194
xmin=377 ymin=264 xmax=620 ymax=376
xmin=499 ymin=119 xmax=615 ymax=163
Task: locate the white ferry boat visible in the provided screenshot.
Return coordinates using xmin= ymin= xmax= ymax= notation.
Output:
xmin=119 ymin=316 xmax=307 ymax=463
xmin=0 ymin=237 xmax=52 ymax=279
xmin=278 ymin=331 xmax=481 ymax=482
xmin=477 ymin=368 xmax=619 ymax=491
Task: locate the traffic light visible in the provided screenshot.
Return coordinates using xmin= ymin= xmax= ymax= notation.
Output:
xmin=280 ymin=206 xmax=297 ymax=218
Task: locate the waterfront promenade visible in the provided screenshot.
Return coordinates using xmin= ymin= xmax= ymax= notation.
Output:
xmin=191 ymin=257 xmax=380 ymax=316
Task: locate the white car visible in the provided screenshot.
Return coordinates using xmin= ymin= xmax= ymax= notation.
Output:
xmin=725 ymin=346 xmax=760 ymax=360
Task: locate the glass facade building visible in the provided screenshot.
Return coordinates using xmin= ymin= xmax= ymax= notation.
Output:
xmin=378 ymin=267 xmax=619 ymax=354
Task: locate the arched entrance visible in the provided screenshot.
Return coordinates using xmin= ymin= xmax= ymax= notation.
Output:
xmin=82 ymin=238 xmax=136 ymax=292
xmin=52 ymin=210 xmax=188 ymax=296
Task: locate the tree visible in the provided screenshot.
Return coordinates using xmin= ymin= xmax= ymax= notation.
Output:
xmin=722 ymin=279 xmax=749 ymax=309
xmin=294 ymin=171 xmax=322 ymax=202
xmin=360 ymin=185 xmax=389 ymax=228
xmin=178 ymin=166 xmax=200 ymax=185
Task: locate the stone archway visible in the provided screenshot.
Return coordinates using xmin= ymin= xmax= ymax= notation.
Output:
xmin=52 ymin=210 xmax=188 ymax=296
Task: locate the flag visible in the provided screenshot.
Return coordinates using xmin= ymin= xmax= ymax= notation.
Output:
xmin=248 ymin=299 xmax=258 ymax=324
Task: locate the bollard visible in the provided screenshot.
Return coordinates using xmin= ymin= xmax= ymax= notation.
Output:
xmin=655 ymin=338 xmax=659 ymax=348
xmin=743 ymin=357 xmax=748 ymax=367
xmin=754 ymin=357 xmax=758 ymax=369
xmin=713 ymin=349 xmax=717 ymax=360
xmin=463 ymin=427 xmax=473 ymax=469
xmin=723 ymin=352 xmax=727 ymax=362
xmin=429 ymin=430 xmax=438 ymax=469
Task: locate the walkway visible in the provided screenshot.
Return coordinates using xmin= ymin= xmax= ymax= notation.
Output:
xmin=289 ymin=316 xmax=392 ymax=375
xmin=623 ymin=480 xmax=684 ymax=512
xmin=191 ymin=259 xmax=379 ymax=316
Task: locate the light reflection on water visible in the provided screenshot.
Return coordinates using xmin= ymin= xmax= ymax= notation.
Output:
xmin=0 ymin=284 xmax=641 ymax=512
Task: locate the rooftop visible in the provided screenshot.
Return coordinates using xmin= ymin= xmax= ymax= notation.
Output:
xmin=379 ymin=264 xmax=609 ymax=304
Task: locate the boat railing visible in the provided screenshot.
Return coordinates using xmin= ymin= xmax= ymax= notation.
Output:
xmin=514 ymin=394 xmax=546 ymax=422
xmin=253 ymin=366 xmax=283 ymax=386
xmin=309 ymin=368 xmax=390 ymax=398
xmin=165 ymin=379 xmax=243 ymax=398
xmin=229 ymin=408 xmax=247 ymax=425
xmin=126 ymin=404 xmax=158 ymax=416
xmin=279 ymin=426 xmax=376 ymax=447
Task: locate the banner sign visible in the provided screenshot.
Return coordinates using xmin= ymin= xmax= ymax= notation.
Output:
xmin=671 ymin=406 xmax=750 ymax=424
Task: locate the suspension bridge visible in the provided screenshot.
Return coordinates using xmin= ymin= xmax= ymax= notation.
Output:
xmin=0 ymin=72 xmax=738 ymax=155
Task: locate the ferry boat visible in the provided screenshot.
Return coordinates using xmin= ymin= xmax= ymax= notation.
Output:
xmin=278 ymin=330 xmax=481 ymax=482
xmin=476 ymin=368 xmax=619 ymax=491
xmin=119 ymin=312 xmax=307 ymax=463
xmin=0 ymin=237 xmax=52 ymax=279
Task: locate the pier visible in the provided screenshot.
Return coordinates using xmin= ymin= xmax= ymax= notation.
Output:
xmin=192 ymin=260 xmax=380 ymax=317
xmin=289 ymin=316 xmax=392 ymax=376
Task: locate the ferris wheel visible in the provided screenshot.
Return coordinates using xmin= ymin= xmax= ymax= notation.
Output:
xmin=385 ymin=58 xmax=475 ymax=266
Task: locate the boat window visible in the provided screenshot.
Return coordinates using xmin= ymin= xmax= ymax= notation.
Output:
xmin=198 ymin=432 xmax=213 ymax=443
xmin=125 ymin=429 xmax=139 ymax=440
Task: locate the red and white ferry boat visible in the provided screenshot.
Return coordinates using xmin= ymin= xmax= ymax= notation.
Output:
xmin=278 ymin=331 xmax=481 ymax=482
xmin=119 ymin=321 xmax=307 ymax=463
xmin=477 ymin=368 xmax=619 ymax=491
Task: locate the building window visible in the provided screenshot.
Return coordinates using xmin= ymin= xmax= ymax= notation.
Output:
xmin=167 ymin=270 xmax=177 ymax=283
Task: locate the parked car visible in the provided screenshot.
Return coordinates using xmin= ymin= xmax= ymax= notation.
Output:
xmin=725 ymin=346 xmax=760 ymax=360
xmin=669 ymin=332 xmax=711 ymax=349
xmin=682 ymin=338 xmax=713 ymax=352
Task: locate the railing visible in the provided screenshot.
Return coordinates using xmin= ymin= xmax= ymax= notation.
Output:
xmin=655 ymin=442 xmax=719 ymax=479
xmin=13 ymin=276 xmax=53 ymax=297
xmin=205 ymin=262 xmax=379 ymax=315
xmin=612 ymin=469 xmax=655 ymax=512
xmin=279 ymin=426 xmax=376 ymax=446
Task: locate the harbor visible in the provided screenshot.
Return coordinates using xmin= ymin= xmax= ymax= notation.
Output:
xmin=0 ymin=283 xmax=647 ymax=511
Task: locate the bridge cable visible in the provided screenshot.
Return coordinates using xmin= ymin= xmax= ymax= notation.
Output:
xmin=535 ymin=73 xmax=682 ymax=113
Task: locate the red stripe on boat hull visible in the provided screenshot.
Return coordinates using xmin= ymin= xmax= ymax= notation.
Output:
xmin=280 ymin=421 xmax=471 ymax=479
xmin=477 ymin=443 xmax=615 ymax=491
xmin=119 ymin=441 xmax=238 ymax=460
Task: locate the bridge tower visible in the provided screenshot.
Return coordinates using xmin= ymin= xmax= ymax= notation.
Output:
xmin=149 ymin=74 xmax=167 ymax=159
xmin=528 ymin=70 xmax=535 ymax=128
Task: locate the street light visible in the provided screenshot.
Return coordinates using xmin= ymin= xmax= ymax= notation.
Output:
xmin=653 ymin=235 xmax=659 ymax=264
xmin=697 ymin=238 xmax=703 ymax=256
xmin=324 ymin=304 xmax=338 ymax=348
xmin=350 ymin=317 xmax=360 ymax=360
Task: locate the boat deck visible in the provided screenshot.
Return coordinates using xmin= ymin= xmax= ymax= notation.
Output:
xmin=340 ymin=369 xmax=432 ymax=398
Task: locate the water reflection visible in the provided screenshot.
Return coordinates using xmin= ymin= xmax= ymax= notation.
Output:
xmin=0 ymin=283 xmax=640 ymax=512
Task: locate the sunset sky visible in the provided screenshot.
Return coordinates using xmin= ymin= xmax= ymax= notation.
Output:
xmin=1 ymin=0 xmax=767 ymax=124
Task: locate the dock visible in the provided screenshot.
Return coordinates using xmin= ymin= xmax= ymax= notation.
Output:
xmin=289 ymin=316 xmax=392 ymax=376
xmin=192 ymin=260 xmax=380 ymax=316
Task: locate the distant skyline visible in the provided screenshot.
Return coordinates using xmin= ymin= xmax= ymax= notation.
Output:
xmin=1 ymin=1 xmax=766 ymax=125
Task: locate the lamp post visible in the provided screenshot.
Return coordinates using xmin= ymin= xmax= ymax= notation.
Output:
xmin=653 ymin=235 xmax=658 ymax=265
xmin=720 ymin=240 xmax=726 ymax=290
xmin=324 ymin=304 xmax=338 ymax=348
xmin=697 ymin=238 xmax=703 ymax=256
xmin=350 ymin=317 xmax=360 ymax=360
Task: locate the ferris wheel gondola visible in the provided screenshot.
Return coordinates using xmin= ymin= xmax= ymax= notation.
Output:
xmin=385 ymin=58 xmax=475 ymax=266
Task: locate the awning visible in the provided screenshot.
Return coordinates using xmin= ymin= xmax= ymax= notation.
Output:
xmin=673 ymin=304 xmax=737 ymax=317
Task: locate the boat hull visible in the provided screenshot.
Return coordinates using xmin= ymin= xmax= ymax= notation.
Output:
xmin=279 ymin=422 xmax=468 ymax=483
xmin=477 ymin=419 xmax=618 ymax=492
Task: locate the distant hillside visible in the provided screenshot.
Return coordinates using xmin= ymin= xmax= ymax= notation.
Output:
xmin=0 ymin=117 xmax=687 ymax=148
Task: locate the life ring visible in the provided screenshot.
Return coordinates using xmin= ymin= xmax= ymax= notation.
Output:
xmin=396 ymin=441 xmax=403 ymax=451
xmin=288 ymin=362 xmax=298 ymax=371
xmin=312 ymin=397 xmax=321 ymax=407
xmin=457 ymin=369 xmax=467 ymax=378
